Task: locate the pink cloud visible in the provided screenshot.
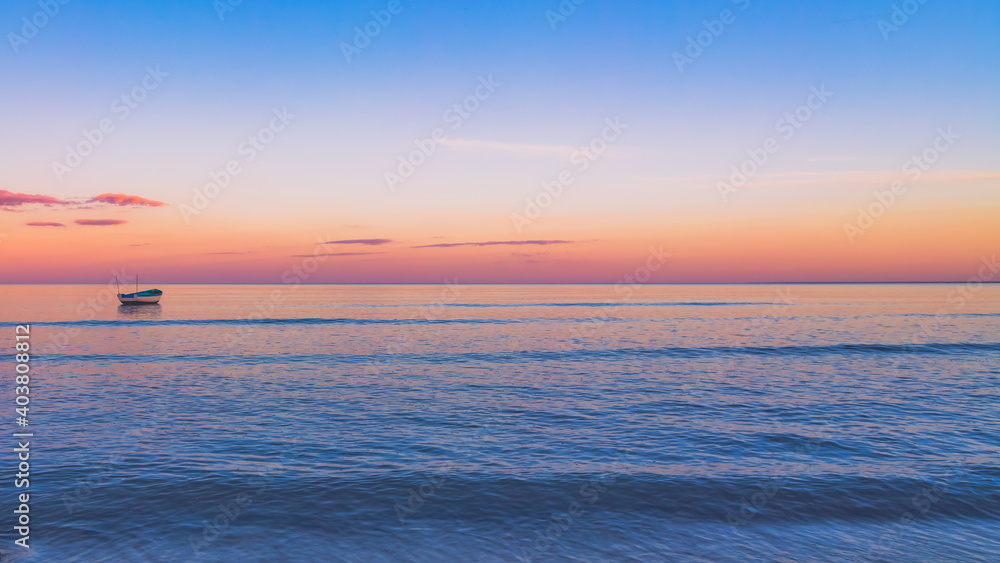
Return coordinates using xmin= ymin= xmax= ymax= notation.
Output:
xmin=291 ymin=252 xmax=383 ymax=257
xmin=75 ymin=219 xmax=127 ymax=226
xmin=26 ymin=222 xmax=66 ymax=227
xmin=2 ymin=190 xmax=168 ymax=212
xmin=323 ymin=239 xmax=393 ymax=246
xmin=413 ymin=240 xmax=574 ymax=249
xmin=0 ymin=190 xmax=68 ymax=208
xmin=89 ymin=193 xmax=167 ymax=207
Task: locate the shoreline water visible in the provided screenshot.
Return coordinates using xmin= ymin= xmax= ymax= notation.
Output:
xmin=1 ymin=284 xmax=997 ymax=560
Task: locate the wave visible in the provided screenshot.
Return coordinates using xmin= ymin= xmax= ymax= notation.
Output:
xmin=289 ymin=301 xmax=777 ymax=308
xmin=436 ymin=301 xmax=772 ymax=308
xmin=0 ymin=304 xmax=775 ymax=329
xmin=34 ymin=342 xmax=1000 ymax=365
xmin=8 ymin=308 xmax=999 ymax=330
xmin=4 ymin=317 xmax=536 ymax=328
xmin=37 ymin=467 xmax=1000 ymax=526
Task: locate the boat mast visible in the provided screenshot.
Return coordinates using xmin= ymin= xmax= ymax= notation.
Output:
xmin=116 ymin=276 xmax=120 ymax=297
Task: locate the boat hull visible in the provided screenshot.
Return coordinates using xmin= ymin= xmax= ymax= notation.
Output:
xmin=118 ymin=291 xmax=162 ymax=305
xmin=118 ymin=295 xmax=161 ymax=305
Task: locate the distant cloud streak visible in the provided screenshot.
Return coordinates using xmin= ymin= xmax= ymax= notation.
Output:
xmin=291 ymin=252 xmax=383 ymax=257
xmin=76 ymin=219 xmax=127 ymax=226
xmin=26 ymin=222 xmax=66 ymax=227
xmin=413 ymin=240 xmax=574 ymax=249
xmin=90 ymin=193 xmax=168 ymax=207
xmin=323 ymin=239 xmax=393 ymax=246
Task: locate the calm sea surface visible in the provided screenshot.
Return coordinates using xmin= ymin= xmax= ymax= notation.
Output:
xmin=0 ymin=284 xmax=998 ymax=562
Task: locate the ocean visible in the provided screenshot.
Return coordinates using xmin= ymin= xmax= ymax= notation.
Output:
xmin=0 ymin=283 xmax=998 ymax=562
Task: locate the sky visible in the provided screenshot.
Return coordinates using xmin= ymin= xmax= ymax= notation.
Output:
xmin=0 ymin=0 xmax=997 ymax=283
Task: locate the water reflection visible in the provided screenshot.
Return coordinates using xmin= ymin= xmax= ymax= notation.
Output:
xmin=117 ymin=303 xmax=162 ymax=320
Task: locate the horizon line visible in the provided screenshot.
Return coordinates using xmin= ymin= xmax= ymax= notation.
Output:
xmin=2 ymin=281 xmax=997 ymax=286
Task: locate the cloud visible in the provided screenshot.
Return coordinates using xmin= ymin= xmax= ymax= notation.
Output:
xmin=2 ymin=189 xmax=168 ymax=211
xmin=0 ymin=190 xmax=68 ymax=208
xmin=26 ymin=222 xmax=66 ymax=227
xmin=208 ymin=251 xmax=251 ymax=255
xmin=323 ymin=239 xmax=393 ymax=246
xmin=89 ymin=193 xmax=167 ymax=207
xmin=412 ymin=240 xmax=574 ymax=249
xmin=291 ymin=252 xmax=383 ymax=257
xmin=75 ymin=219 xmax=127 ymax=226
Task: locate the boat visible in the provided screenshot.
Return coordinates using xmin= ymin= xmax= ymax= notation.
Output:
xmin=117 ymin=275 xmax=163 ymax=305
